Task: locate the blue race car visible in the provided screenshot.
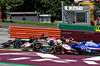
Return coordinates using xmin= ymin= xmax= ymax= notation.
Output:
xmin=68 ymin=41 xmax=100 ymax=55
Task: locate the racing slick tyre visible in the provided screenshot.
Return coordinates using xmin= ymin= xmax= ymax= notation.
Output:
xmin=54 ymin=45 xmax=63 ymax=54
xmin=33 ymin=42 xmax=42 ymax=51
xmin=13 ymin=39 xmax=22 ymax=48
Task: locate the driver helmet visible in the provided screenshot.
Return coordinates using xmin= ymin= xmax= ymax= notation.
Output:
xmin=48 ymin=39 xmax=55 ymax=46
xmin=66 ymin=39 xmax=70 ymax=43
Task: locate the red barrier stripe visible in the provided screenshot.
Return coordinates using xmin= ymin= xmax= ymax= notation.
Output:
xmin=10 ymin=26 xmax=61 ymax=39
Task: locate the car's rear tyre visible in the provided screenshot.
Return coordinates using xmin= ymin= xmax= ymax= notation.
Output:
xmin=13 ymin=40 xmax=22 ymax=48
xmin=33 ymin=42 xmax=42 ymax=51
xmin=54 ymin=45 xmax=63 ymax=54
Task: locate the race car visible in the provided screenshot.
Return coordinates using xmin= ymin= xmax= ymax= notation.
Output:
xmin=21 ymin=36 xmax=59 ymax=51
xmin=21 ymin=35 xmax=73 ymax=54
xmin=40 ymin=37 xmax=74 ymax=54
xmin=68 ymin=40 xmax=100 ymax=55
xmin=0 ymin=34 xmax=50 ymax=48
xmin=1 ymin=37 xmax=31 ymax=48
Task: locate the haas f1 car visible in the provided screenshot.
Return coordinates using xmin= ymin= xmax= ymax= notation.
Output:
xmin=21 ymin=36 xmax=73 ymax=54
xmin=1 ymin=37 xmax=30 ymax=48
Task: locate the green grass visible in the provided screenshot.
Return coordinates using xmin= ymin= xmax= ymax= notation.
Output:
xmin=0 ymin=62 xmax=38 ymax=66
xmin=0 ymin=19 xmax=61 ymax=27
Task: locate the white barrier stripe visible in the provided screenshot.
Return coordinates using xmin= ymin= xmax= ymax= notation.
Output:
xmin=31 ymin=59 xmax=52 ymax=61
xmin=8 ymin=57 xmax=30 ymax=60
xmin=36 ymin=53 xmax=59 ymax=59
xmin=84 ymin=61 xmax=98 ymax=65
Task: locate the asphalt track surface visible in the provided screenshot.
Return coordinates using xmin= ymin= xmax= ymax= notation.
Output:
xmin=0 ymin=22 xmax=57 ymax=29
xmin=0 ymin=22 xmax=100 ymax=66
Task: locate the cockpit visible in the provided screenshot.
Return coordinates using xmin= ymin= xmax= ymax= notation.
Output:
xmin=84 ymin=41 xmax=98 ymax=47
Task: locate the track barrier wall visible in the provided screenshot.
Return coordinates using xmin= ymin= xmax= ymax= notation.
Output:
xmin=61 ymin=29 xmax=100 ymax=43
xmin=9 ymin=26 xmax=100 ymax=43
xmin=9 ymin=26 xmax=61 ymax=39
xmin=59 ymin=24 xmax=100 ymax=32
xmin=58 ymin=24 xmax=100 ymax=42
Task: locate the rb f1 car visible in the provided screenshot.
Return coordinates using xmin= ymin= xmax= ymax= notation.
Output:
xmin=68 ymin=40 xmax=100 ymax=55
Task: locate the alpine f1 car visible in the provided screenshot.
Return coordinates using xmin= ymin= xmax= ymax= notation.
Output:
xmin=68 ymin=40 xmax=100 ymax=55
